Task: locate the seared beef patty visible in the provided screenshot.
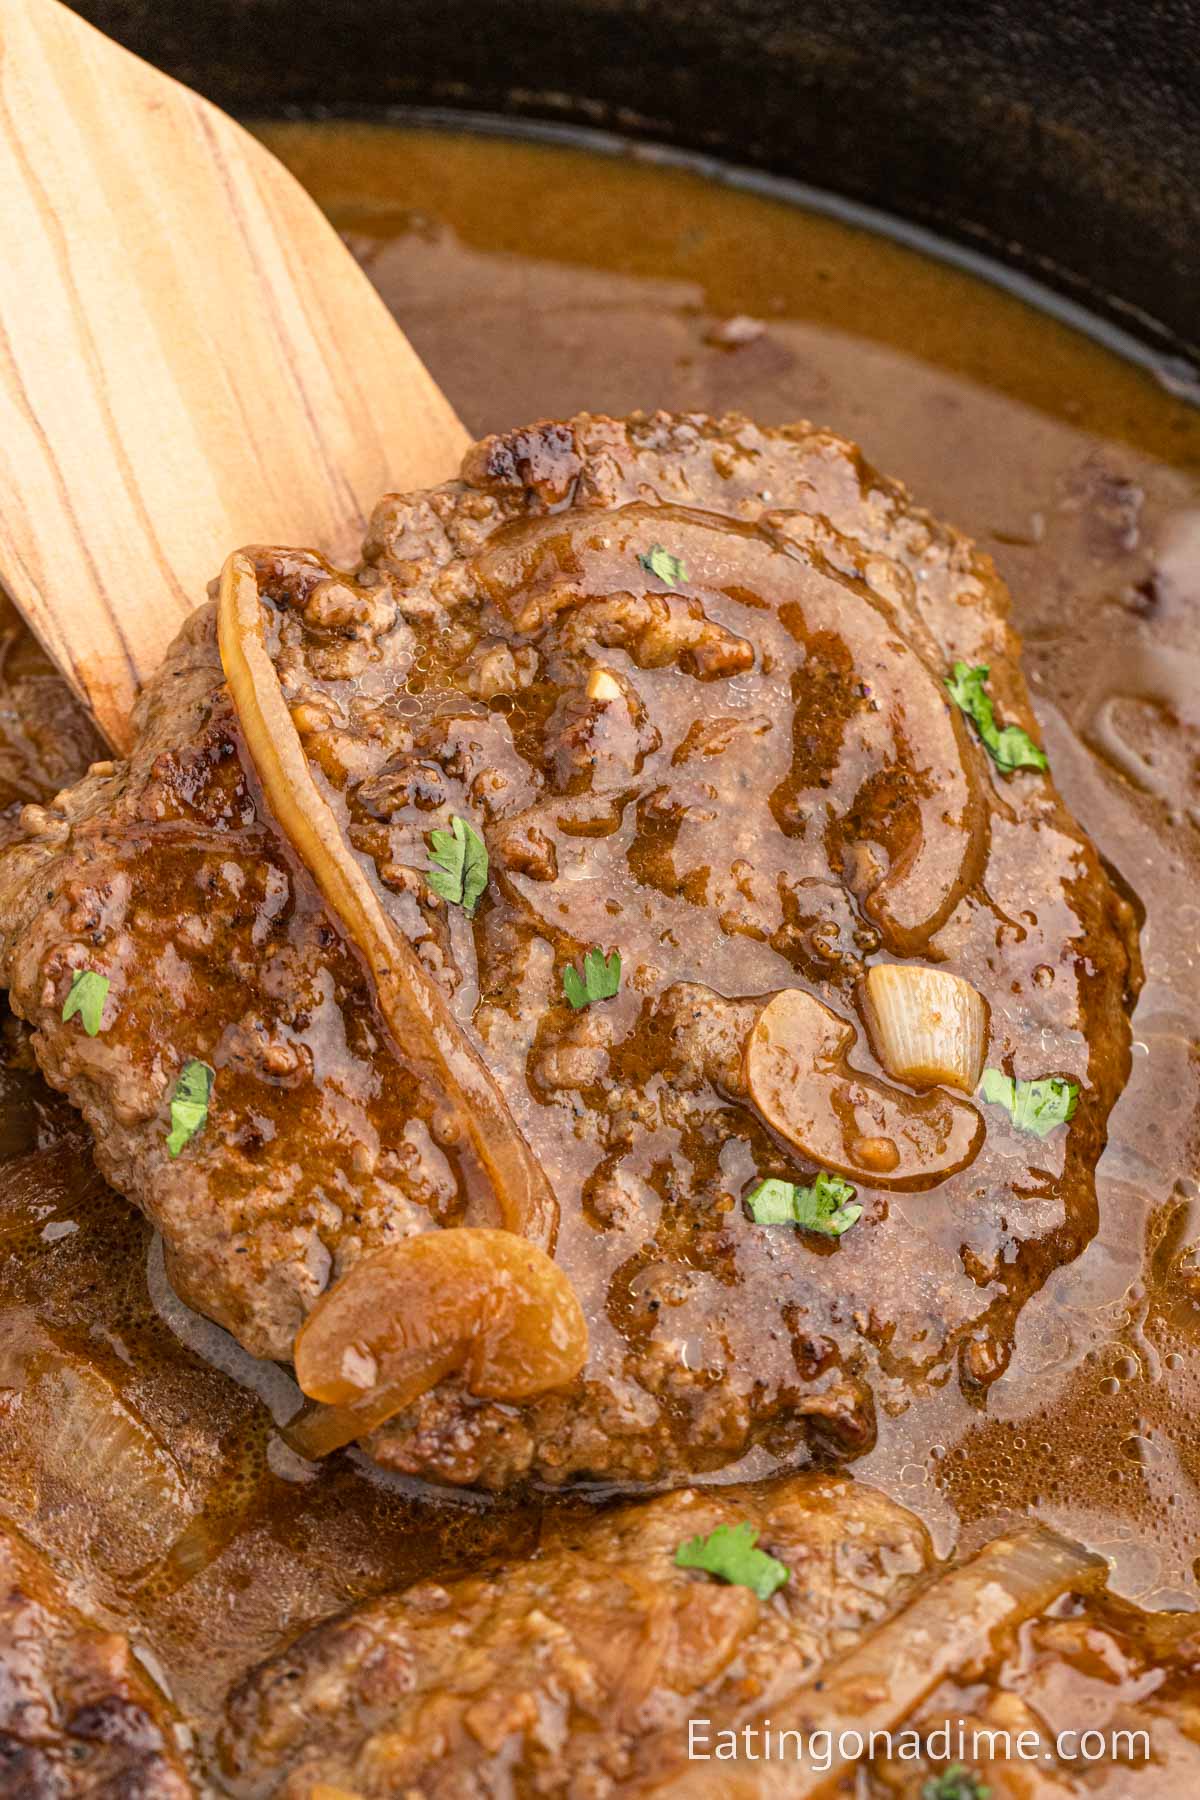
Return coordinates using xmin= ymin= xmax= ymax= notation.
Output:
xmin=0 ymin=1523 xmax=193 ymax=1798
xmin=219 ymin=1474 xmax=931 ymax=1797
xmin=220 ymin=1473 xmax=1200 ymax=1800
xmin=0 ymin=412 xmax=1139 ymax=1486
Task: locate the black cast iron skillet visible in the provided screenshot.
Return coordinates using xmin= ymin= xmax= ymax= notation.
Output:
xmin=70 ymin=0 xmax=1200 ymax=369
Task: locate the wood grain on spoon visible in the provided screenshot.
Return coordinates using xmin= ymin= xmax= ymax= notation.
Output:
xmin=0 ymin=0 xmax=470 ymax=750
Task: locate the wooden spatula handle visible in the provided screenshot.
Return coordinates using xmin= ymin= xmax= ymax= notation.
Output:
xmin=0 ymin=0 xmax=470 ymax=750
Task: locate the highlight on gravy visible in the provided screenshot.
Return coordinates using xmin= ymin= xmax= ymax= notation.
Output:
xmin=0 ymin=121 xmax=1198 ymax=1795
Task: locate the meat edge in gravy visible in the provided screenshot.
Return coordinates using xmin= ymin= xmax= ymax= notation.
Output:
xmin=0 ymin=410 xmax=1140 ymax=1496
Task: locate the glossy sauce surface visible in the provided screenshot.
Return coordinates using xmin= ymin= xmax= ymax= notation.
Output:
xmin=217 ymin=411 xmax=1132 ymax=1492
xmin=253 ymin=121 xmax=1200 ymax=1607
xmin=1 ymin=121 xmax=1199 ymax=1747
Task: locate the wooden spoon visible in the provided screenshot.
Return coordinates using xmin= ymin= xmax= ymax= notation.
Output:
xmin=0 ymin=0 xmax=471 ymax=751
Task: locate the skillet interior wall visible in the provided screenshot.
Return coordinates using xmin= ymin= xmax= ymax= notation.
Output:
xmin=73 ymin=0 xmax=1200 ymax=368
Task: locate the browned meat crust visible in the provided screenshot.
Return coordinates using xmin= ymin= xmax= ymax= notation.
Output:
xmin=219 ymin=1475 xmax=1200 ymax=1800
xmin=0 ymin=412 xmax=1140 ymax=1487
xmin=0 ymin=594 xmax=105 ymax=839
xmin=0 ymin=1523 xmax=193 ymax=1798
xmin=219 ymin=1474 xmax=930 ymax=1797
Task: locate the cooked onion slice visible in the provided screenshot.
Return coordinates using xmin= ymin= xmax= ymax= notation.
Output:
xmin=862 ymin=963 xmax=988 ymax=1094
xmin=744 ymin=987 xmax=983 ymax=1189
xmin=0 ymin=1308 xmax=190 ymax=1575
xmin=217 ymin=551 xmax=557 ymax=1249
xmin=587 ymin=666 xmax=624 ymax=702
xmin=282 ymin=1227 xmax=589 ymax=1459
xmin=643 ymin=1525 xmax=1102 ymax=1795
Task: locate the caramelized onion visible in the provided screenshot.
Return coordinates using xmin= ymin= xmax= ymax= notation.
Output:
xmin=587 ymin=666 xmax=624 ymax=702
xmin=744 ymin=987 xmax=983 ymax=1188
xmin=862 ymin=963 xmax=988 ymax=1094
xmin=0 ymin=1308 xmax=190 ymax=1574
xmin=217 ymin=551 xmax=556 ymax=1249
xmin=282 ymin=1227 xmax=588 ymax=1459
xmin=642 ymin=1525 xmax=1103 ymax=1795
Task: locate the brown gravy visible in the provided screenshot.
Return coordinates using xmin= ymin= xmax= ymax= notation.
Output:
xmin=1 ymin=120 xmax=1199 ymax=1741
xmin=254 ymin=121 xmax=1200 ymax=1610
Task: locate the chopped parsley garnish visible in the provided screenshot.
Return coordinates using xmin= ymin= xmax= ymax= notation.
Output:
xmin=61 ymin=969 xmax=110 ymax=1037
xmin=979 ymin=1069 xmax=1078 ymax=1139
xmin=638 ymin=544 xmax=689 ymax=586
xmin=922 ymin=1766 xmax=991 ymax=1800
xmin=426 ymin=815 xmax=489 ymax=917
xmin=166 ymin=1060 xmax=214 ymax=1159
xmin=746 ymin=1171 xmax=862 ymax=1237
xmin=674 ymin=1521 xmax=789 ymax=1600
xmin=562 ymin=947 xmax=622 ymax=1011
xmin=945 ymin=662 xmax=1048 ymax=774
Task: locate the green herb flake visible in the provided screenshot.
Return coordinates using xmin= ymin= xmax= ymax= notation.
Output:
xmin=746 ymin=1170 xmax=862 ymax=1238
xmin=166 ymin=1059 xmax=214 ymax=1159
xmin=945 ymin=662 xmax=1048 ymax=774
xmin=426 ymin=815 xmax=489 ymax=917
xmin=674 ymin=1521 xmax=790 ymax=1601
xmin=61 ymin=969 xmax=110 ymax=1037
xmin=979 ymin=1069 xmax=1078 ymax=1139
xmin=922 ymin=1765 xmax=991 ymax=1800
xmin=743 ymin=1176 xmax=797 ymax=1225
xmin=638 ymin=544 xmax=689 ymax=586
xmin=562 ymin=947 xmax=622 ymax=1011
